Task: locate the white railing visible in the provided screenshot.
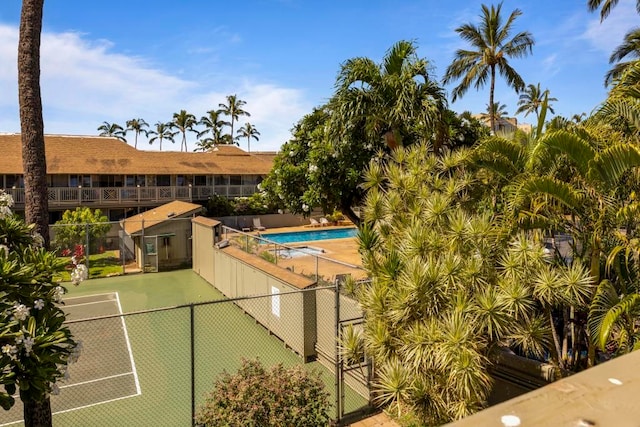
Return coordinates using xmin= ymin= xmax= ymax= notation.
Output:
xmin=5 ymin=185 xmax=260 ymax=206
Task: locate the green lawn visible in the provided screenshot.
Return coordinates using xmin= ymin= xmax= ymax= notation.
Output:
xmin=41 ymin=270 xmax=368 ymax=426
xmin=56 ymin=250 xmax=123 ymax=282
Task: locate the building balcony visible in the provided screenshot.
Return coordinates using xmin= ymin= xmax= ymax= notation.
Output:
xmin=5 ymin=185 xmax=259 ymax=208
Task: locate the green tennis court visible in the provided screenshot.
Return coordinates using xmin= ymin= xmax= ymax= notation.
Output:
xmin=0 ymin=293 xmax=140 ymax=426
xmin=0 ymin=271 xmax=368 ymax=426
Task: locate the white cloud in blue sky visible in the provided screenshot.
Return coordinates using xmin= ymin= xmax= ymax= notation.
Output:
xmin=0 ymin=0 xmax=637 ymax=151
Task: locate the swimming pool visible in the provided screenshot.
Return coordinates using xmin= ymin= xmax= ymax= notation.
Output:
xmin=271 ymin=246 xmax=325 ymax=258
xmin=262 ymin=227 xmax=358 ymax=244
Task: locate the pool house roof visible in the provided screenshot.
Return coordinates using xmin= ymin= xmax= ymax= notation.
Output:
xmin=122 ymin=200 xmax=204 ymax=235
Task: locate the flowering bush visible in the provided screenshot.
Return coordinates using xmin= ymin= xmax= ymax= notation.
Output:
xmin=0 ymin=190 xmax=83 ymax=411
xmin=195 ymin=358 xmax=330 ymax=427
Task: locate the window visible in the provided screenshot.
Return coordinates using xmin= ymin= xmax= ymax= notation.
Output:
xmin=176 ymin=175 xmax=188 ymax=186
xmin=146 ymin=175 xmax=157 ymax=187
xmin=214 ymin=175 xmax=228 ymax=186
xmin=48 ymin=175 xmax=67 ymax=188
xmin=193 ymin=175 xmax=207 ymax=186
xmin=136 ymin=175 xmax=146 ymax=187
xmin=156 ymin=175 xmax=171 ymax=186
xmin=125 ymin=175 xmax=136 ymax=187
xmin=69 ymin=175 xmax=91 ymax=187
xmin=229 ymin=175 xmax=242 ymax=185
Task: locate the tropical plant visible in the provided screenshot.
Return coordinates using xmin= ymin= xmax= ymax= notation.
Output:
xmin=588 ymin=0 xmax=640 ymax=21
xmin=125 ymin=118 xmax=149 ymax=149
xmin=196 ymin=109 xmax=231 ymax=151
xmin=443 ymin=2 xmax=534 ymax=134
xmin=148 ymin=122 xmax=177 ymax=151
xmin=515 ymin=83 xmax=557 ymax=119
xmin=237 ymin=122 xmax=260 ymax=152
xmin=218 ymin=95 xmax=250 ymax=145
xmin=18 ymin=0 xmax=49 ymax=251
xmin=0 ymin=191 xmax=84 ymax=427
xmin=331 ymin=39 xmax=447 ymax=151
xmin=480 ymin=102 xmax=509 ymax=130
xmin=195 ymin=359 xmax=330 ymax=427
xmin=97 ymin=121 xmax=126 ymax=142
xmin=171 ymin=109 xmax=198 ymax=152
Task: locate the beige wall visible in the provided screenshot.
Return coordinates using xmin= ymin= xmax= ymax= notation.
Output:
xmin=192 ymin=222 xmax=215 ymax=283
xmin=136 ymin=218 xmax=193 ymax=270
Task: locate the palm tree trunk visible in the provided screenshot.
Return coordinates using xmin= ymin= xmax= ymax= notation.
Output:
xmin=247 ymin=136 xmax=251 ymax=152
xmin=547 ymin=308 xmax=563 ymax=369
xmin=489 ymin=65 xmax=496 ymax=134
xmin=18 ymin=0 xmax=49 ymax=249
xmin=23 ymin=396 xmax=52 ymax=427
xmin=134 ymin=133 xmax=138 ymax=149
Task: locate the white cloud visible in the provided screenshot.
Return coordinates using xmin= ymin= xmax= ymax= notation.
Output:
xmin=0 ymin=23 xmax=308 ymax=152
xmin=582 ymin=0 xmax=638 ymax=55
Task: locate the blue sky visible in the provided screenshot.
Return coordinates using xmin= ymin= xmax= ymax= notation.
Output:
xmin=0 ymin=0 xmax=637 ymax=151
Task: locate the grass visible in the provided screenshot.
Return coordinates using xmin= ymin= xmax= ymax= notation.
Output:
xmin=56 ymin=250 xmax=123 ymax=282
xmin=42 ymin=270 xmax=368 ymax=426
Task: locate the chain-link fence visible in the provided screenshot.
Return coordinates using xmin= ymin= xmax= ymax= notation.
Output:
xmin=0 ymin=284 xmax=372 ymax=426
xmin=48 ymin=217 xmax=194 ymax=278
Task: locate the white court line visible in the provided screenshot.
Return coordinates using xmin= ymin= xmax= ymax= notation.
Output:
xmin=64 ymin=292 xmax=118 ymax=302
xmin=116 ymin=292 xmax=141 ymax=395
xmin=59 ymin=372 xmax=134 ymax=390
xmin=64 ymin=299 xmax=117 ymax=309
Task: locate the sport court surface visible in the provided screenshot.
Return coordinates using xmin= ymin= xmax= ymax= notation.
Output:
xmin=0 ymin=271 xmax=367 ymax=426
xmin=0 ymin=293 xmax=139 ymax=426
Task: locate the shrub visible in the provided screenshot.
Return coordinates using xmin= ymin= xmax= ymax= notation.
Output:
xmin=195 ymin=358 xmax=330 ymax=427
xmin=206 ymin=194 xmax=234 ymax=217
xmin=53 ymin=207 xmax=110 ymax=253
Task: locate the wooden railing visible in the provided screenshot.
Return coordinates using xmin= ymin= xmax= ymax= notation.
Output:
xmin=5 ymin=185 xmax=259 ymax=207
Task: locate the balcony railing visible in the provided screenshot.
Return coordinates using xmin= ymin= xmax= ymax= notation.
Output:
xmin=4 ymin=185 xmax=259 ymax=207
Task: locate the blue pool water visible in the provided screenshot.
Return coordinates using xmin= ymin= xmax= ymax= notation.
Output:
xmin=263 ymin=227 xmax=358 ymax=244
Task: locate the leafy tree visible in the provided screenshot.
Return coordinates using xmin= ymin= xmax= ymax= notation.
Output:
xmin=18 ymin=0 xmax=49 ymax=250
xmin=97 ymin=121 xmax=126 ymax=142
xmin=171 ymin=109 xmax=197 ymax=152
xmin=515 ymin=83 xmax=557 ymax=119
xmin=480 ymin=101 xmax=509 ymax=128
xmin=196 ymin=109 xmax=230 ymax=151
xmin=218 ymin=95 xmax=250 ymax=145
xmin=148 ymin=122 xmax=177 ymax=151
xmin=196 ymin=359 xmax=330 ymax=427
xmin=52 ymin=207 xmax=110 ymax=254
xmin=125 ymin=118 xmax=149 ymax=149
xmin=443 ymin=2 xmax=534 ymax=134
xmin=0 ymin=191 xmax=84 ymax=427
xmin=605 ymin=29 xmax=640 ymax=86
xmin=237 ymin=122 xmax=260 ymax=152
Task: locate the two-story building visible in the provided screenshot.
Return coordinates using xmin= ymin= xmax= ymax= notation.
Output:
xmin=0 ymin=134 xmax=276 ymax=222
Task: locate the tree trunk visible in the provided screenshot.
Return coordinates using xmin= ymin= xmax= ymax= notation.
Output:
xmin=23 ymin=396 xmax=52 ymax=427
xmin=489 ymin=65 xmax=496 ymax=134
xmin=340 ymin=202 xmax=360 ymax=227
xmin=18 ymin=0 xmax=49 ymax=248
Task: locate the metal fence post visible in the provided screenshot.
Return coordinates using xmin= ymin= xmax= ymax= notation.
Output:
xmin=190 ymin=304 xmax=196 ymax=427
xmin=334 ymin=278 xmax=341 ymax=422
xmin=85 ymin=223 xmax=90 ymax=271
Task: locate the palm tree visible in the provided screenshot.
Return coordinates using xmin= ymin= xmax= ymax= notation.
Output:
xmin=148 ymin=122 xmax=177 ymax=151
xmin=605 ymin=28 xmax=640 ymax=86
xmin=481 ymin=101 xmax=509 ymax=127
xmin=218 ymin=95 xmax=250 ymax=145
xmin=196 ymin=109 xmax=231 ymax=151
xmin=171 ymin=109 xmax=198 ymax=152
xmin=332 ymin=40 xmax=447 ymax=151
xmin=17 ymin=1 xmax=53 ymax=423
xmin=97 ymin=121 xmax=126 ymax=142
xmin=237 ymin=122 xmax=260 ymax=152
xmin=515 ymin=83 xmax=557 ymax=119
xmin=443 ymin=3 xmax=534 ymax=134
xmin=125 ymin=118 xmax=149 ymax=149
xmin=588 ymin=0 xmax=640 ymax=21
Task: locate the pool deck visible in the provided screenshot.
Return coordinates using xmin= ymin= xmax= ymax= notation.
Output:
xmin=247 ymin=224 xmax=366 ymax=281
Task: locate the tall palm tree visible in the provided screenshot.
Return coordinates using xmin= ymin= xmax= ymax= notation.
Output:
xmin=148 ymin=122 xmax=177 ymax=151
xmin=97 ymin=121 xmax=126 ymax=142
xmin=481 ymin=101 xmax=509 ymax=126
xmin=332 ymin=40 xmax=447 ymax=151
xmin=196 ymin=109 xmax=231 ymax=151
xmin=218 ymin=95 xmax=250 ymax=145
xmin=237 ymin=122 xmax=260 ymax=152
xmin=515 ymin=83 xmax=557 ymax=119
xmin=171 ymin=109 xmax=197 ymax=152
xmin=443 ymin=3 xmax=534 ymax=134
xmin=17 ymin=1 xmax=53 ymax=424
xmin=588 ymin=0 xmax=640 ymax=21
xmin=125 ymin=118 xmax=149 ymax=149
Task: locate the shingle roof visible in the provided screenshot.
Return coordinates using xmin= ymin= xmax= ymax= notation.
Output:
xmin=191 ymin=216 xmax=221 ymax=227
xmin=0 ymin=134 xmax=274 ymax=175
xmin=122 ymin=200 xmax=203 ymax=235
